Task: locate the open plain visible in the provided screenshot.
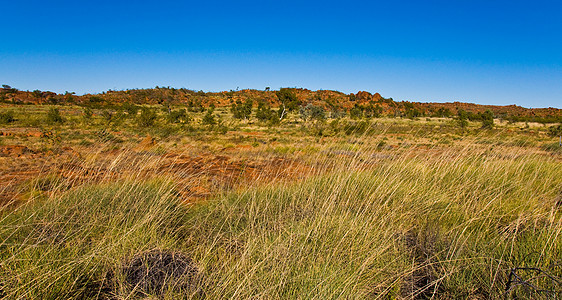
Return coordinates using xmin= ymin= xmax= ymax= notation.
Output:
xmin=0 ymin=88 xmax=561 ymax=298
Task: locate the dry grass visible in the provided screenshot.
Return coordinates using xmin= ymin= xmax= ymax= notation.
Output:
xmin=0 ymin=106 xmax=561 ymax=299
xmin=0 ymin=137 xmax=560 ymax=299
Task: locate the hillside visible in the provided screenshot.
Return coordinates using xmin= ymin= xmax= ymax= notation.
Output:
xmin=1 ymin=85 xmax=561 ymax=123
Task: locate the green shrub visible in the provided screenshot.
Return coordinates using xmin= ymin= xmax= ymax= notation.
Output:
xmin=138 ymin=107 xmax=158 ymax=127
xmin=480 ymin=109 xmax=494 ymax=129
xmin=122 ymin=103 xmax=139 ymax=116
xmin=548 ymin=124 xmax=562 ymax=137
xmin=300 ymin=103 xmax=326 ymax=121
xmin=231 ymin=99 xmax=253 ymax=120
xmin=457 ymin=109 xmax=469 ymax=128
xmin=167 ymin=108 xmax=190 ymax=124
xmin=256 ymin=101 xmax=278 ymax=124
xmin=46 ymin=107 xmax=64 ymax=124
xmin=0 ymin=110 xmax=15 ymax=124
xmin=201 ymin=108 xmax=216 ymax=126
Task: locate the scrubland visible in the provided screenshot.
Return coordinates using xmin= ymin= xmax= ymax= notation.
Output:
xmin=0 ymin=103 xmax=561 ymax=299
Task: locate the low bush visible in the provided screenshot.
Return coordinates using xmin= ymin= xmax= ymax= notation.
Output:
xmin=0 ymin=110 xmax=15 ymax=124
xmin=46 ymin=107 xmax=64 ymax=124
xmin=138 ymin=107 xmax=158 ymax=127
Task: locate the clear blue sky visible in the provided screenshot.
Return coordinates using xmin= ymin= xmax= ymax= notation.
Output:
xmin=1 ymin=0 xmax=560 ymax=108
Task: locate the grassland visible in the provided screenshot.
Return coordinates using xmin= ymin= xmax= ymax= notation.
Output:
xmin=0 ymin=102 xmax=561 ymax=299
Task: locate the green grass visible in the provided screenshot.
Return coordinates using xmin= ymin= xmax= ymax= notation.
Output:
xmin=0 ymin=180 xmax=190 ymax=299
xmin=180 ymin=149 xmax=561 ymax=298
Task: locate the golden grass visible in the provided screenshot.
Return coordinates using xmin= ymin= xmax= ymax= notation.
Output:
xmin=0 ymin=135 xmax=559 ymax=299
xmin=0 ymin=106 xmax=561 ymax=298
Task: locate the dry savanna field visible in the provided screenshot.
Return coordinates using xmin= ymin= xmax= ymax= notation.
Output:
xmin=0 ymin=92 xmax=561 ymax=299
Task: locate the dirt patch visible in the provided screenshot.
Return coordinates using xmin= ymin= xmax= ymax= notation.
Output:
xmin=0 ymin=145 xmax=34 ymax=157
xmin=400 ymin=229 xmax=445 ymax=299
xmin=0 ymin=145 xmax=312 ymax=205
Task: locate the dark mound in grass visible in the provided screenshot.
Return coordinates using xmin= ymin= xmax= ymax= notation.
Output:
xmin=123 ymin=249 xmax=203 ymax=297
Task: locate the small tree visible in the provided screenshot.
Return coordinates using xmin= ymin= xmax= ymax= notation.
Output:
xmin=231 ymin=99 xmax=253 ymax=120
xmin=436 ymin=107 xmax=452 ymax=118
xmin=480 ymin=109 xmax=494 ymax=129
xmin=276 ymin=88 xmax=301 ymax=120
xmin=457 ymin=109 xmax=468 ymax=129
xmin=255 ymin=101 xmax=278 ymax=124
xmin=64 ymin=91 xmax=75 ymax=103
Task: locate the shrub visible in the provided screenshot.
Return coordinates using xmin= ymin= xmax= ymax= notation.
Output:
xmin=364 ymin=103 xmax=382 ymax=118
xmin=256 ymin=101 xmax=278 ymax=123
xmin=46 ymin=107 xmax=64 ymax=124
xmin=32 ymin=89 xmax=43 ymax=99
xmin=349 ymin=104 xmax=363 ymax=119
xmin=138 ymin=108 xmax=158 ymax=127
xmin=82 ymin=107 xmax=93 ymax=120
xmin=405 ymin=108 xmax=422 ymax=119
xmin=231 ymin=99 xmax=253 ymax=120
xmin=201 ymin=108 xmax=216 ymax=126
xmin=300 ymin=104 xmax=326 ymax=121
xmin=167 ymin=108 xmax=190 ymax=124
xmin=0 ymin=110 xmax=15 ymax=124
xmin=457 ymin=109 xmax=468 ymax=129
xmin=122 ymin=103 xmax=139 ymax=116
xmin=548 ymin=124 xmax=562 ymax=137
xmin=480 ymin=110 xmax=494 ymax=129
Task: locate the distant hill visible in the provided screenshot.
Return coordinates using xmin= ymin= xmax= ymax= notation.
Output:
xmin=1 ymin=86 xmax=560 ymax=123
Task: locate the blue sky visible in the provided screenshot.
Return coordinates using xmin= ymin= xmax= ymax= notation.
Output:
xmin=1 ymin=0 xmax=560 ymax=108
